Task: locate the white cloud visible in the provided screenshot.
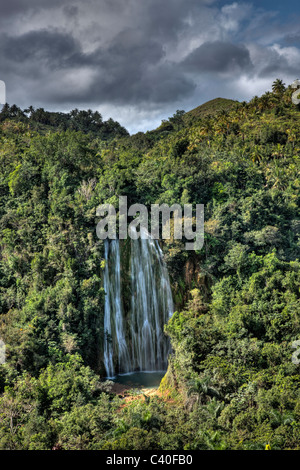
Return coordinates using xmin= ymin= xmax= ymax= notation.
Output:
xmin=233 ymin=74 xmax=273 ymax=99
xmin=271 ymin=43 xmax=300 ymax=64
xmin=219 ymin=2 xmax=252 ymax=35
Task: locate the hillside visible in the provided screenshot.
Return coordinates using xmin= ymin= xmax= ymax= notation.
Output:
xmin=184 ymin=97 xmax=238 ymax=122
xmin=0 ymin=103 xmax=129 ymax=139
xmin=0 ymin=80 xmax=299 ymax=450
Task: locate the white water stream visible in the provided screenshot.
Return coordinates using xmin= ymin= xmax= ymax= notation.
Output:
xmin=103 ymin=229 xmax=173 ymax=377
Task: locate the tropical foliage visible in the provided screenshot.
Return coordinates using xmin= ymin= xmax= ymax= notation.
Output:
xmin=0 ymin=80 xmax=299 ymax=449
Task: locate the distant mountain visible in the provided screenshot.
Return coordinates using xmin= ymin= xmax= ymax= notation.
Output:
xmin=184 ymin=97 xmax=238 ymax=122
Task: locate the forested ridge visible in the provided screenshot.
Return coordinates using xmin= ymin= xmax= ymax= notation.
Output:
xmin=0 ymin=79 xmax=299 ymax=450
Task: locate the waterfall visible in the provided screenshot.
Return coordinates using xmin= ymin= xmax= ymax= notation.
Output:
xmin=103 ymin=229 xmax=173 ymax=377
xmin=103 ymin=240 xmax=131 ymax=378
xmin=130 ymin=227 xmax=173 ymax=371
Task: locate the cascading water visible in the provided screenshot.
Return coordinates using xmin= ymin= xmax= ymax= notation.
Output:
xmin=103 ymin=240 xmax=131 ymax=378
xmin=130 ymin=227 xmax=173 ymax=372
xmin=103 ymin=229 xmax=174 ymax=377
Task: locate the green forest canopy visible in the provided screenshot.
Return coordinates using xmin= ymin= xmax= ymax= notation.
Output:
xmin=0 ymin=79 xmax=299 ymax=450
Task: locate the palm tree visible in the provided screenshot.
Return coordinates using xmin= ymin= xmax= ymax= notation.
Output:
xmin=197 ymin=430 xmax=227 ymax=450
xmin=272 ymin=79 xmax=286 ymax=96
xmin=286 ymin=127 xmax=298 ymax=148
xmin=258 ymin=92 xmax=276 ymax=111
xmin=269 ymin=409 xmax=295 ymax=427
xmin=205 ymin=397 xmax=224 ymax=419
xmin=187 ymin=376 xmax=220 ymax=405
xmin=251 ymin=95 xmax=260 ymax=111
xmin=250 ymin=144 xmax=264 ymax=163
xmin=265 ymin=161 xmax=288 ymax=190
xmin=24 ymin=105 xmax=35 ymax=117
xmin=271 ymin=143 xmax=285 ymax=159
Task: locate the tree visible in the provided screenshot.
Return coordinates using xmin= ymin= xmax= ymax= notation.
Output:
xmin=187 ymin=376 xmax=220 ymax=405
xmin=272 ymin=79 xmax=286 ymax=96
xmin=169 ymin=110 xmax=185 ymax=130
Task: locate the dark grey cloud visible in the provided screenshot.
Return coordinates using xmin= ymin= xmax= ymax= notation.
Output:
xmin=140 ymin=0 xmax=213 ymax=41
xmin=0 ymin=30 xmax=79 ymax=67
xmin=0 ymin=25 xmax=195 ymax=107
xmin=183 ymin=41 xmax=253 ymax=74
xmin=1 ymin=0 xmax=300 ymax=133
xmin=258 ymin=49 xmax=300 ymax=78
xmin=85 ymin=60 xmax=195 ymax=106
xmin=283 ymin=31 xmax=300 ymax=45
xmin=63 ymin=4 xmax=79 ymax=18
xmin=0 ymin=0 xmax=212 ymax=109
xmin=0 ymin=0 xmax=63 ymax=20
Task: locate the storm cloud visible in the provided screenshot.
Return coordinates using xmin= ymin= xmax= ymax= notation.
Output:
xmin=1 ymin=0 xmax=300 ymax=132
xmin=183 ymin=41 xmax=253 ymax=74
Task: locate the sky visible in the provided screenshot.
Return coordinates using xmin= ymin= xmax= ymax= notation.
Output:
xmin=1 ymin=0 xmax=300 ymax=134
